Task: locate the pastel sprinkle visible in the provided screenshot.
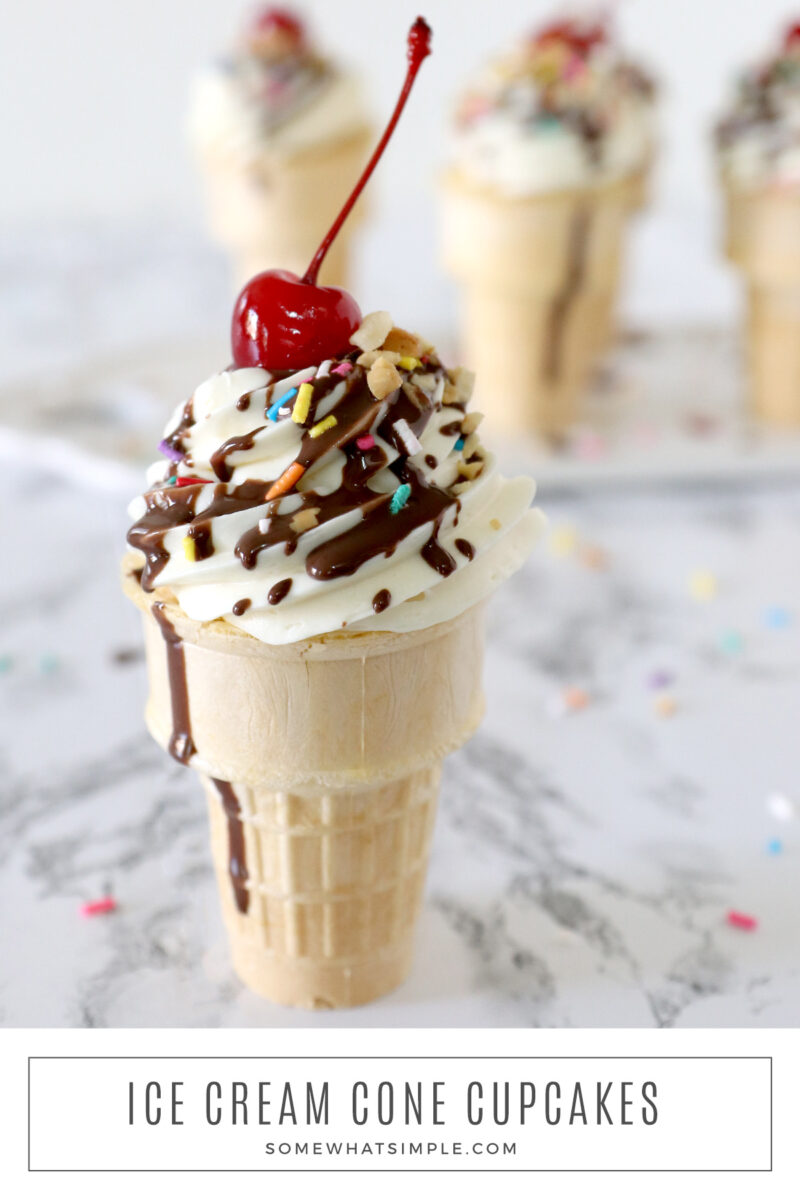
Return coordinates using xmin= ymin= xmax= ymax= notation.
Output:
xmin=393 ymin=418 xmax=422 ymax=455
xmin=549 ymin=525 xmax=578 ymax=556
xmin=0 ymin=654 xmax=13 ymax=674
xmin=158 ymin=439 xmax=183 ymax=463
xmin=578 ymin=544 xmax=609 ymax=571
xmin=454 ymin=437 xmax=465 ymax=451
xmin=182 ymin=536 xmax=197 ymax=562
xmin=654 ymin=695 xmax=678 ymax=718
xmin=332 ymin=362 xmax=353 ymax=377
xmin=726 ymin=910 xmax=758 ymax=932
xmin=766 ymin=792 xmax=795 ymax=822
xmin=766 ymin=838 xmax=783 ymax=856
xmin=563 ymin=686 xmax=590 ymax=711
xmin=292 ymin=382 xmax=314 ymax=425
xmin=309 ymin=414 xmax=337 ymax=439
xmin=689 ymin=569 xmax=717 ymax=600
xmin=316 ymin=360 xmax=333 ymax=378
xmin=647 ymin=669 xmax=674 ymax=690
xmin=39 ymin=653 xmax=60 ymax=675
xmin=266 ymin=462 xmax=304 ymax=501
xmin=397 ymin=355 xmax=421 ymax=371
xmin=390 ymin=483 xmax=411 ymax=514
xmin=268 ymin=388 xmax=294 ymax=422
xmin=356 ymin=434 xmax=375 ymax=451
xmin=81 ymin=897 xmax=117 ymax=918
xmin=719 ymin=629 xmax=744 ymax=654
xmin=167 ymin=475 xmax=177 ymax=486
xmin=764 ymin=606 xmax=792 ymax=630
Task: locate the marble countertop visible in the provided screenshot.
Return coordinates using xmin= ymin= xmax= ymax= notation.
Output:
xmin=2 ymin=465 xmax=798 ymax=1028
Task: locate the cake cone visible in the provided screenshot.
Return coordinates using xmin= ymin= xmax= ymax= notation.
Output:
xmin=122 ymin=556 xmax=485 ymax=1009
xmin=199 ymin=127 xmax=372 ymax=289
xmin=722 ymin=183 xmax=800 ymax=425
xmin=441 ymin=169 xmax=632 ymax=438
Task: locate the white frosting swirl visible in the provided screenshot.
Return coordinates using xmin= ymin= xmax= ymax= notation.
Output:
xmin=450 ymin=39 xmax=655 ymax=195
xmin=128 ymin=354 xmax=542 ymax=645
xmin=717 ymin=35 xmax=800 ymax=190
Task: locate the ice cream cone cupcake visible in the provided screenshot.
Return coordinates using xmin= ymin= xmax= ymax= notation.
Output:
xmin=441 ymin=16 xmax=656 ymax=439
xmin=716 ymin=22 xmax=800 ymax=426
xmin=189 ymin=7 xmax=371 ymax=290
xmin=125 ymin=20 xmax=543 ymax=1010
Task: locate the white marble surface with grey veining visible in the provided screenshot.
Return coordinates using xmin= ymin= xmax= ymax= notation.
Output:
xmin=2 ymin=460 xmax=799 ymax=1028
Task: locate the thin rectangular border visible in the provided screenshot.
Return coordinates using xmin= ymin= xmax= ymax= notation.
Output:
xmin=28 ymin=1055 xmax=773 ymax=1173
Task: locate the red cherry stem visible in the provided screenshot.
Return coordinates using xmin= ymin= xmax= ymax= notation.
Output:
xmin=301 ymin=16 xmax=432 ymax=286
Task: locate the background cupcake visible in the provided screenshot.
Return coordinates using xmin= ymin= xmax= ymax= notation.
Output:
xmin=190 ymin=6 xmax=372 ymax=289
xmin=716 ymin=21 xmax=800 ymax=425
xmin=441 ymin=15 xmax=656 ymax=440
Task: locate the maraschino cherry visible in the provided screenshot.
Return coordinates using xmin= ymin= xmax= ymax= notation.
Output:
xmin=249 ymin=6 xmax=306 ymax=53
xmin=534 ymin=18 xmax=606 ymax=57
xmin=232 ymin=16 xmax=433 ymax=373
xmin=785 ymin=22 xmax=800 ymax=49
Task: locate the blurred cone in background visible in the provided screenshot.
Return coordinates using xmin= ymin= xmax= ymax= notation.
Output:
xmin=190 ymin=6 xmax=371 ymax=290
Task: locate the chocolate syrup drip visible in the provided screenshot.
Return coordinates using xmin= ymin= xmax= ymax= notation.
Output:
xmin=128 ymin=483 xmax=204 ymax=591
xmin=421 ymin=532 xmax=457 ymax=577
xmin=211 ymin=779 xmax=249 ymax=914
xmin=439 ymin=420 xmax=462 ymax=437
xmin=210 ymin=428 xmax=264 ymax=483
xmin=268 ymin=578 xmax=292 ymax=605
xmin=372 ymin=588 xmax=391 ymax=613
xmin=236 ymin=392 xmax=252 ymax=412
xmin=187 ymin=520 xmax=214 ymax=560
xmin=232 ymin=598 xmax=251 ymax=615
xmin=151 ymin=602 xmax=195 ymax=765
xmin=425 ymin=454 xmax=438 ymax=469
xmin=544 ymin=206 xmax=590 ymax=381
xmin=455 ymin=537 xmax=475 ymax=561
xmin=160 ymin=398 xmax=194 ymax=458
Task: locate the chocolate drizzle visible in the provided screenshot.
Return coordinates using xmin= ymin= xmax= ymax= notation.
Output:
xmin=151 ymin=602 xmax=195 ymax=765
xmin=232 ymin=598 xmax=251 ymax=615
xmin=268 ymin=578 xmax=292 ymax=605
xmin=212 ymin=779 xmax=249 ymax=914
xmin=455 ymin=537 xmax=475 ymax=561
xmin=544 ymin=206 xmax=590 ymax=381
xmin=126 ymin=347 xmax=481 ymax=608
xmin=372 ymin=588 xmax=391 ymax=613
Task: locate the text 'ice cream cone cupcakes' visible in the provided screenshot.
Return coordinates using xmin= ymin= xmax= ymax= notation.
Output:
xmin=125 ymin=19 xmax=543 ymax=1010
xmin=716 ymin=23 xmax=800 ymax=426
xmin=440 ymin=16 xmax=656 ymax=440
xmin=189 ymin=6 xmax=372 ymax=289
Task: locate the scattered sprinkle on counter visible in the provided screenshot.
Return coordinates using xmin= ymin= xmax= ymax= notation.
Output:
xmin=719 ymin=629 xmax=744 ymax=654
xmin=764 ymin=605 xmax=792 ymax=629
xmin=578 ymin=543 xmax=609 ymax=570
xmin=766 ymin=838 xmax=783 ymax=856
xmin=549 ymin=525 xmax=578 ymax=556
xmin=39 ymin=653 xmax=60 ymax=675
xmin=726 ymin=910 xmax=758 ymax=932
xmin=647 ymin=669 xmax=674 ymax=690
xmin=766 ymin=792 xmax=795 ymax=822
xmin=547 ymin=687 xmax=590 ymax=717
xmin=654 ymin=695 xmax=678 ymax=718
xmin=81 ymin=897 xmax=117 ymax=918
xmin=689 ymin=569 xmax=717 ymax=600
xmin=0 ymin=654 xmax=12 ymax=674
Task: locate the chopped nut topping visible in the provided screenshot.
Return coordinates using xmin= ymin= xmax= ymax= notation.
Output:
xmin=350 ymin=311 xmax=394 ymax=353
xmin=458 ymin=460 xmax=484 ymax=480
xmin=290 ymin=507 xmax=320 ymax=534
xmin=383 ymin=326 xmax=424 ymax=357
xmin=367 ymin=356 xmax=403 ymax=400
xmin=461 ymin=410 xmax=484 ymax=435
xmin=462 ymin=432 xmax=481 ymax=458
xmin=490 ymin=517 xmax=502 ymax=531
xmin=450 ymin=366 xmax=476 ymax=405
xmin=357 ymin=349 xmax=400 ymax=368
xmin=451 ymin=480 xmax=472 ymax=495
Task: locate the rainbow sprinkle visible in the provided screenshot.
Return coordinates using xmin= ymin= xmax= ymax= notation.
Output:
xmin=726 ymin=910 xmax=758 ymax=932
xmin=183 ymin=536 xmax=197 ymax=562
xmin=390 ymin=483 xmax=411 ymax=514
xmin=309 ymin=414 xmax=337 ymax=439
xmin=332 ymin=362 xmax=353 ymax=377
xmin=268 ymin=388 xmax=294 ymax=422
xmin=267 ymin=462 xmax=305 ymax=500
xmin=81 ymin=897 xmax=117 ymax=918
xmin=356 ymin=434 xmax=375 ymax=451
xmin=398 ymin=356 xmax=421 ymax=371
xmin=292 ymin=382 xmax=314 ymax=424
